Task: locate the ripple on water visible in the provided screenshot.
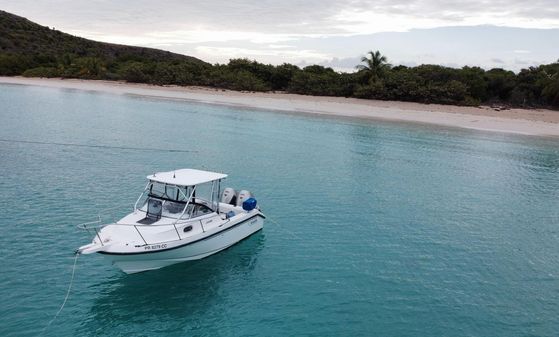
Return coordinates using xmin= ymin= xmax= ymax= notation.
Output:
xmin=1 ymin=84 xmax=559 ymax=336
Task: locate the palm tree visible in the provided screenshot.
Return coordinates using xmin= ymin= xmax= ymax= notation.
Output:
xmin=356 ymin=50 xmax=391 ymax=83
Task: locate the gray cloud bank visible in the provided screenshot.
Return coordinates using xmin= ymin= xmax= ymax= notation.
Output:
xmin=2 ymin=1 xmax=558 ymax=70
xmin=3 ymin=0 xmax=559 ymax=33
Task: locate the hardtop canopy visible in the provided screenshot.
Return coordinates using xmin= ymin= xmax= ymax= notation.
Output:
xmin=147 ymin=169 xmax=227 ymax=187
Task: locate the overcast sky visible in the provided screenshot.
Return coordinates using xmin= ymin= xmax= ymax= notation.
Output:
xmin=2 ymin=0 xmax=558 ymax=71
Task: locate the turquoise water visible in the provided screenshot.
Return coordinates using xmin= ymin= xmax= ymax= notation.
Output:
xmin=1 ymin=83 xmax=558 ymax=336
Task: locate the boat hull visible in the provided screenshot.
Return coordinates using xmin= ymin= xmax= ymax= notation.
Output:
xmin=100 ymin=215 xmax=264 ymax=274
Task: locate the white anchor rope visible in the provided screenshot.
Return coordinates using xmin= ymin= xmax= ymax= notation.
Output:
xmin=39 ymin=253 xmax=80 ymax=336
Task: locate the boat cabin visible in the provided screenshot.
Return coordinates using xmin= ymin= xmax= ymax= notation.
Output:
xmin=133 ymin=169 xmax=227 ymax=224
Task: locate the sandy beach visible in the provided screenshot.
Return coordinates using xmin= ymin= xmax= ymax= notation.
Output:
xmin=2 ymin=76 xmax=558 ymax=138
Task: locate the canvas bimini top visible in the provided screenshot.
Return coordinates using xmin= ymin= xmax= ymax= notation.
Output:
xmin=147 ymin=169 xmax=227 ymax=186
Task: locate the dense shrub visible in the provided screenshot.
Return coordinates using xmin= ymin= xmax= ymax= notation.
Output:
xmin=205 ymin=65 xmax=270 ymax=91
xmin=22 ymin=66 xmax=60 ymax=77
xmin=117 ymin=61 xmax=149 ymax=83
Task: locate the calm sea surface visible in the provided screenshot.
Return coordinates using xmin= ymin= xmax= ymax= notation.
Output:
xmin=1 ymin=83 xmax=558 ymax=336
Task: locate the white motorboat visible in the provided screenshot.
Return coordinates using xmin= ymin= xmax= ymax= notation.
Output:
xmin=77 ymin=168 xmax=265 ymax=274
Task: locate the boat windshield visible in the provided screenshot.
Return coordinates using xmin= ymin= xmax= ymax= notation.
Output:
xmin=137 ymin=182 xmax=215 ymax=219
xmin=148 ymin=183 xmax=190 ymax=202
xmin=138 ymin=198 xmax=188 ymax=218
xmin=138 ymin=198 xmax=214 ymax=219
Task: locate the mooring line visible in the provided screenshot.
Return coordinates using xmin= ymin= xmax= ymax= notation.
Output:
xmin=39 ymin=253 xmax=79 ymax=336
xmin=0 ymin=138 xmax=198 ymax=153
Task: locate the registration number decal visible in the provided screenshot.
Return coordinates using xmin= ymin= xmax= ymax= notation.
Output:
xmin=144 ymin=243 xmax=168 ymax=251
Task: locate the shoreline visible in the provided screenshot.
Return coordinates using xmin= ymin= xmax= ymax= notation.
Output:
xmin=1 ymin=76 xmax=558 ymax=138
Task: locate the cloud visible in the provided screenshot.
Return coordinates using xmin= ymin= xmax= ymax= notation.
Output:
xmin=319 ymin=57 xmax=361 ymax=72
xmin=5 ymin=0 xmax=559 ymax=39
xmin=3 ymin=1 xmax=559 ymax=71
xmin=194 ymin=46 xmax=332 ymax=64
xmin=331 ymin=1 xmax=559 ymax=34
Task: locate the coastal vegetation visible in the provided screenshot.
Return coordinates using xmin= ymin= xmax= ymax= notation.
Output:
xmin=1 ymin=10 xmax=558 ymax=109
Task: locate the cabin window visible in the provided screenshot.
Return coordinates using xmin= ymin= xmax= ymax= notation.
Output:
xmin=148 ymin=183 xmax=189 ymax=201
xmin=192 ymin=204 xmax=212 ymax=217
xmin=162 ymin=200 xmax=185 ymax=214
xmin=149 ymin=183 xmax=166 ymax=198
xmin=191 ymin=181 xmax=219 ymax=211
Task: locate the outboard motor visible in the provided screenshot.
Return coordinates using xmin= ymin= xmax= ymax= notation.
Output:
xmin=236 ymin=190 xmax=252 ymax=207
xmin=221 ymin=187 xmax=237 ymax=205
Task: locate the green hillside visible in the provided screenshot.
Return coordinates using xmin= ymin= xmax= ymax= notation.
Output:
xmin=0 ymin=10 xmax=203 ymax=63
xmin=0 ymin=10 xmax=208 ymax=78
xmin=0 ymin=10 xmax=558 ymax=108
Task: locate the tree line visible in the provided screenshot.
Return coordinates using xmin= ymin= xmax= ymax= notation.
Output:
xmin=0 ymin=10 xmax=557 ymax=109
xmin=1 ymin=50 xmax=558 ymax=109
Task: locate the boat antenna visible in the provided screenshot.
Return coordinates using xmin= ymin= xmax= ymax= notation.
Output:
xmin=173 ymin=171 xmax=176 ymax=178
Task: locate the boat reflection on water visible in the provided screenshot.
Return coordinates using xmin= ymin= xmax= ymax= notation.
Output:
xmin=80 ymin=232 xmax=265 ymax=333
